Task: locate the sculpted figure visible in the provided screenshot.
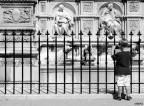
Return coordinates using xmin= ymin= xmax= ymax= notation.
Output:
xmin=33 ymin=19 xmax=40 ymax=47
xmin=53 ymin=4 xmax=74 ymax=36
xmin=99 ymin=2 xmax=122 ymax=39
xmin=36 ymin=41 xmax=73 ymax=65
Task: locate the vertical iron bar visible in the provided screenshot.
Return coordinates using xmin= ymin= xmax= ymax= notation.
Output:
xmin=54 ymin=31 xmax=58 ymax=94
xmin=30 ymin=30 xmax=32 ymax=94
xmin=138 ymin=31 xmax=141 ymax=93
xmin=46 ymin=30 xmax=50 ymax=94
xmin=113 ymin=30 xmax=118 ymax=94
xmin=96 ymin=31 xmax=100 ymax=94
xmin=63 ymin=31 xmax=66 ymax=94
xmin=12 ymin=31 xmax=16 ymax=94
xmin=20 ymin=30 xmax=24 ymax=94
xmin=71 ymin=31 xmax=75 ymax=94
xmin=104 ymin=31 xmax=108 ymax=93
xmin=88 ymin=31 xmax=92 ymax=94
xmin=79 ymin=31 xmax=83 ymax=94
xmin=37 ymin=30 xmax=41 ymax=94
xmin=4 ymin=30 xmax=8 ymax=94
xmin=129 ymin=31 xmax=133 ymax=93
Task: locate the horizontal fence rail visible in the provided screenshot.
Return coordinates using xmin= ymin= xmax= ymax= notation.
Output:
xmin=0 ymin=29 xmax=144 ymax=94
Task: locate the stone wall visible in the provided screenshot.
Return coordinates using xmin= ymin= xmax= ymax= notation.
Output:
xmin=35 ymin=0 xmax=144 ymax=42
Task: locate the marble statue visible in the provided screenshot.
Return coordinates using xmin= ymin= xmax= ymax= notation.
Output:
xmin=53 ymin=4 xmax=74 ymax=37
xmin=99 ymin=2 xmax=122 ymax=40
xmin=33 ymin=19 xmax=40 ymax=47
xmin=36 ymin=41 xmax=73 ymax=65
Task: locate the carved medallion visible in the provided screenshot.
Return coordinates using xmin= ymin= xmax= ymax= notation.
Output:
xmin=12 ymin=9 xmax=21 ymax=22
xmin=3 ymin=8 xmax=31 ymax=23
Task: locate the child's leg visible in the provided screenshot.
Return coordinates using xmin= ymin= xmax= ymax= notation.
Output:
xmin=125 ymin=86 xmax=130 ymax=97
xmin=125 ymin=86 xmax=132 ymax=100
xmin=118 ymin=86 xmax=122 ymax=97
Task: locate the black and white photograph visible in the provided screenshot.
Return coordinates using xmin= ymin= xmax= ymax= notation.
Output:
xmin=0 ymin=0 xmax=144 ymax=106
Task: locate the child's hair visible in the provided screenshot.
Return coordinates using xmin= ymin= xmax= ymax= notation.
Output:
xmin=119 ymin=39 xmax=128 ymax=47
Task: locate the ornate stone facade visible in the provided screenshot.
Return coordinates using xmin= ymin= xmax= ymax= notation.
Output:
xmin=0 ymin=0 xmax=38 ymax=67
xmin=0 ymin=0 xmax=143 ymax=42
xmin=0 ymin=0 xmax=144 ymax=39
xmin=3 ymin=8 xmax=31 ymax=23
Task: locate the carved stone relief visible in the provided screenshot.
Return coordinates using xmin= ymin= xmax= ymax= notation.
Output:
xmin=129 ymin=20 xmax=140 ymax=35
xmin=40 ymin=20 xmax=47 ymax=34
xmin=40 ymin=2 xmax=46 ymax=13
xmin=3 ymin=8 xmax=31 ymax=23
xmin=82 ymin=2 xmax=93 ymax=14
xmin=82 ymin=20 xmax=93 ymax=36
xmin=129 ymin=1 xmax=139 ymax=12
xmin=2 ymin=36 xmax=31 ymax=41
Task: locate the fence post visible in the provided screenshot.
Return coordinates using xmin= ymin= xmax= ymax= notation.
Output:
xmin=54 ymin=31 xmax=58 ymax=94
xmin=3 ymin=30 xmax=8 ymax=94
xmin=29 ymin=30 xmax=33 ymax=94
xmin=88 ymin=30 xmax=92 ymax=94
xmin=137 ymin=31 xmax=141 ymax=93
xmin=96 ymin=30 xmax=100 ymax=94
xmin=45 ymin=30 xmax=50 ymax=94
xmin=79 ymin=30 xmax=83 ymax=94
xmin=104 ymin=30 xmax=109 ymax=93
xmin=129 ymin=31 xmax=133 ymax=93
xmin=12 ymin=30 xmax=16 ymax=94
xmin=20 ymin=30 xmax=24 ymax=94
xmin=113 ymin=30 xmax=117 ymax=94
xmin=71 ymin=31 xmax=75 ymax=94
xmin=37 ymin=30 xmax=41 ymax=94
xmin=63 ymin=30 xmax=67 ymax=94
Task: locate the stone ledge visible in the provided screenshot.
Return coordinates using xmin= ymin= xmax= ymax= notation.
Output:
xmin=0 ymin=94 xmax=144 ymax=100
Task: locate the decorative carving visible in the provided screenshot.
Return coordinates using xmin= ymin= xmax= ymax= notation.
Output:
xmin=129 ymin=2 xmax=139 ymax=12
xmin=40 ymin=20 xmax=47 ymax=34
xmin=82 ymin=20 xmax=93 ymax=36
xmin=129 ymin=20 xmax=139 ymax=34
xmin=40 ymin=2 xmax=46 ymax=12
xmin=83 ymin=2 xmax=93 ymax=13
xmin=53 ymin=4 xmax=74 ymax=37
xmin=3 ymin=8 xmax=31 ymax=23
xmin=2 ymin=36 xmax=31 ymax=41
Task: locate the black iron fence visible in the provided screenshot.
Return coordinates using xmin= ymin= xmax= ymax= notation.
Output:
xmin=0 ymin=29 xmax=144 ymax=94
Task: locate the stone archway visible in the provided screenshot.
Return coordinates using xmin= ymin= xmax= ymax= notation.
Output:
xmin=52 ymin=3 xmax=76 ymax=16
xmin=98 ymin=2 xmax=123 ymax=15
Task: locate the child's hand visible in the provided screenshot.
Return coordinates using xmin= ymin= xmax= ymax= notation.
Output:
xmin=112 ymin=45 xmax=116 ymax=50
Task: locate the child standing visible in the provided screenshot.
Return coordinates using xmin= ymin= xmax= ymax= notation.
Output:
xmin=111 ymin=39 xmax=134 ymax=101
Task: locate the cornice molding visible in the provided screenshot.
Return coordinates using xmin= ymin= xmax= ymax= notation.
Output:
xmin=0 ymin=0 xmax=37 ymax=4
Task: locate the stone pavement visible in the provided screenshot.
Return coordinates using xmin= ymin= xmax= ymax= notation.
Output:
xmin=0 ymin=94 xmax=144 ymax=106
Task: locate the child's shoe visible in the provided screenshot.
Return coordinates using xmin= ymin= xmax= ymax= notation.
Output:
xmin=117 ymin=96 xmax=122 ymax=101
xmin=126 ymin=96 xmax=132 ymax=101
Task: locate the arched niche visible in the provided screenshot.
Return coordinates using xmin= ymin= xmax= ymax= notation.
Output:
xmin=50 ymin=2 xmax=76 ymax=35
xmin=98 ymin=2 xmax=123 ymax=18
xmin=52 ymin=3 xmax=76 ymax=16
xmin=98 ymin=2 xmax=124 ymax=41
